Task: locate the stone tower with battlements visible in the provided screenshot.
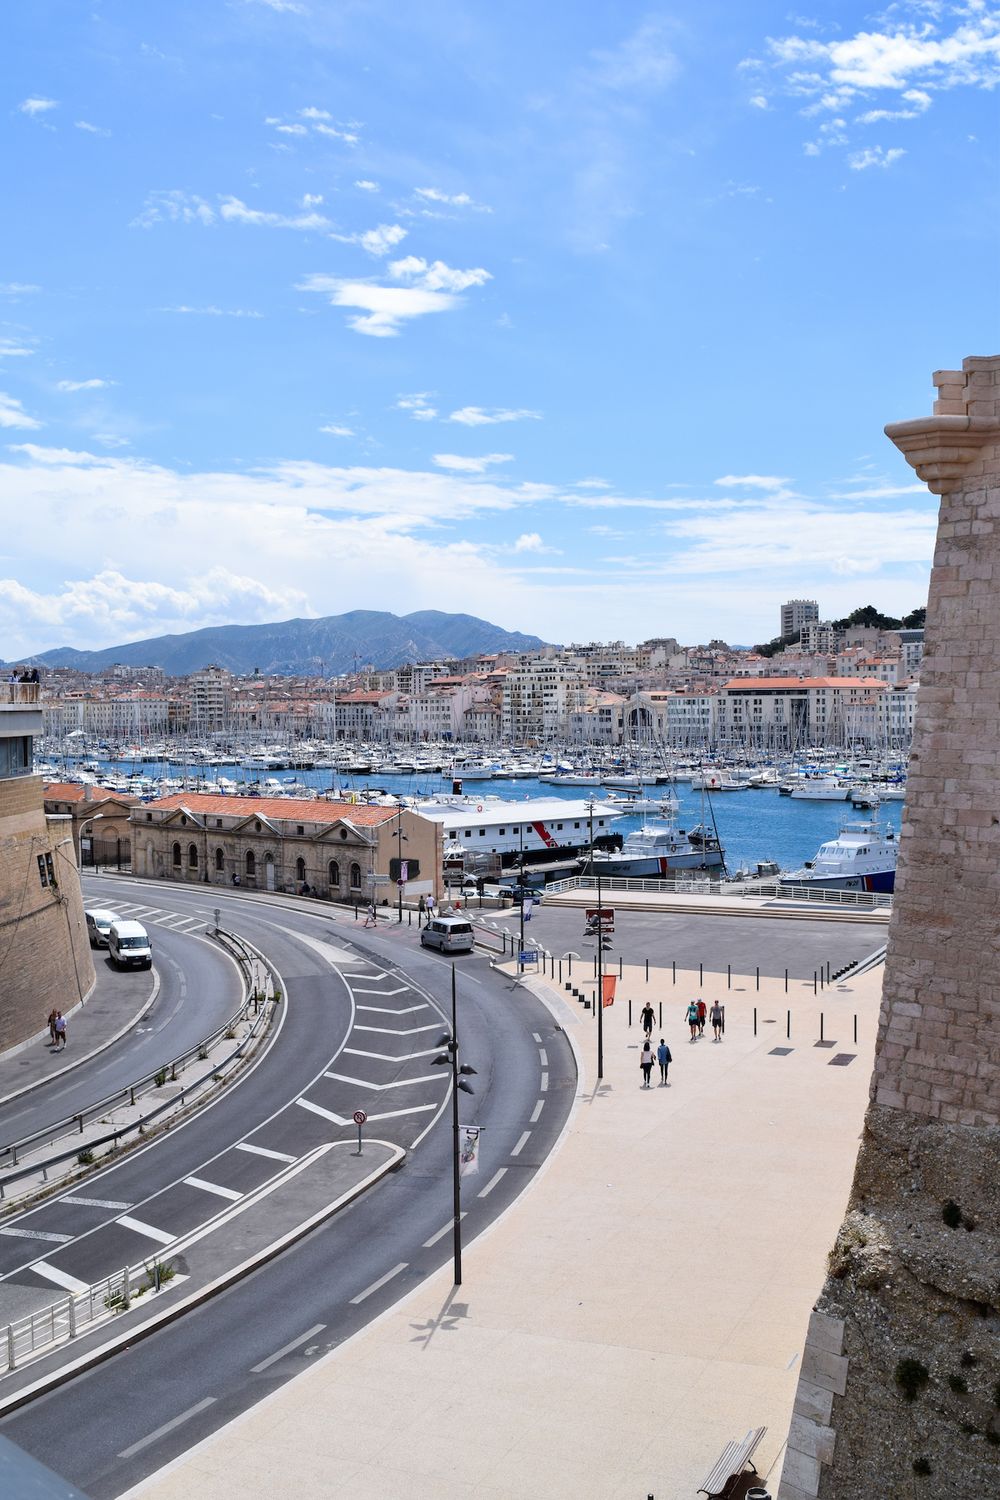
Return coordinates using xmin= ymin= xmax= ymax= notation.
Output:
xmin=778 ymin=357 xmax=1000 ymax=1500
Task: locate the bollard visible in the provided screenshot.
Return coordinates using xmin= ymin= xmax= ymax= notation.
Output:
xmin=787 ymin=1009 xmax=791 ymax=1039
xmin=699 ymin=961 xmax=703 ymax=984
xmin=755 ymin=966 xmax=759 ymax=991
xmin=854 ymin=1013 xmax=858 ymax=1045
xmin=813 ymin=971 xmax=818 ymax=995
xmin=645 ymin=957 xmax=649 ymax=982
xmin=672 ymin=960 xmax=676 ymax=985
xmin=619 ymin=956 xmax=623 ymax=980
xmin=354 ymin=903 xmax=358 ymax=921
xmin=784 ymin=967 xmax=788 ymax=993
xmin=727 ymin=964 xmax=731 ymax=990
xmin=753 ymin=1005 xmax=757 ymax=1036
xmin=658 ymin=1000 xmax=662 ymax=1027
xmin=559 ymin=959 xmax=563 ymax=982
xmin=568 ymin=955 xmax=573 ymax=978
xmin=408 ymin=910 xmax=412 ymax=927
xmin=628 ymin=999 xmax=632 ymax=1028
xmin=827 ymin=961 xmax=831 ymax=984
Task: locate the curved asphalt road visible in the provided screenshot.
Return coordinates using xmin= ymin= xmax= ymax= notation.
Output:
xmin=0 ymin=882 xmax=576 ymax=1498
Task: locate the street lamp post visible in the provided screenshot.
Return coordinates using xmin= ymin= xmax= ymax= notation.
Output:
xmin=588 ymin=803 xmax=605 ymax=1082
xmin=396 ymin=800 xmax=408 ymax=924
xmin=518 ymin=822 xmax=526 ymax=969
xmin=432 ymin=965 xmax=477 ymax=1285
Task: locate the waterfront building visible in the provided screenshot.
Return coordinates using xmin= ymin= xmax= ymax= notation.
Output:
xmin=43 ymin=783 xmax=138 ymax=868
xmin=500 ymin=659 xmax=585 ymax=741
xmin=715 ymin=675 xmax=887 ymax=750
xmin=0 ymin=679 xmax=94 ymax=1051
xmin=188 ymin=665 xmax=233 ymax=732
xmin=566 ymin=690 xmax=626 ymax=745
xmin=131 ymin=793 xmax=443 ymax=903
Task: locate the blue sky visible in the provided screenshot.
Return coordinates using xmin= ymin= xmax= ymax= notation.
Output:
xmin=2 ymin=0 xmax=998 ymax=657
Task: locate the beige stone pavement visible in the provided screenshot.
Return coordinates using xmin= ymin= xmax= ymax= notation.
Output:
xmin=125 ymin=960 xmax=882 ymax=1500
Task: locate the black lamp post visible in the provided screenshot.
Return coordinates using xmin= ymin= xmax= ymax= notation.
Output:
xmin=518 ymin=822 xmax=526 ymax=969
xmin=432 ymin=965 xmax=477 ymax=1285
xmin=588 ymin=802 xmax=605 ymax=1082
xmin=396 ymin=799 xmax=408 ymax=924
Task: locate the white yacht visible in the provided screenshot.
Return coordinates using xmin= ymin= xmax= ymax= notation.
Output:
xmin=593 ymin=818 xmax=725 ymax=876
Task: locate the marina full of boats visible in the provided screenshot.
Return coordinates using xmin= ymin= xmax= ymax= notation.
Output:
xmin=37 ymin=736 xmax=907 ymax=893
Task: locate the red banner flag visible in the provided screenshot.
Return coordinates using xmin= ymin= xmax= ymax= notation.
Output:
xmin=601 ymin=974 xmax=616 ymax=1007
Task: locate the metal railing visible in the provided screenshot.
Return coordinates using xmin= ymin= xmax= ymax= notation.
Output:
xmin=0 ymin=928 xmax=275 ymax=1195
xmin=1 ymin=681 xmax=39 ymax=705
xmin=542 ymin=873 xmax=892 ymax=909
xmin=3 ymin=1258 xmax=176 ymax=1374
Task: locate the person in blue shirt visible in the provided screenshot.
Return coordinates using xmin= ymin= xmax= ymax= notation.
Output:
xmin=656 ymin=1038 xmax=672 ymax=1084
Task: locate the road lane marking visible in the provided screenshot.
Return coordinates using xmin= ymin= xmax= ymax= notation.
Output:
xmin=349 ymin=1262 xmax=407 ymax=1305
xmin=324 ymin=1071 xmax=443 ymax=1091
xmin=296 ymin=1098 xmax=348 ymax=1126
xmin=184 ymin=1176 xmax=242 ymax=1202
xmin=0 ymin=1228 xmax=72 ymax=1243
xmin=510 ymin=1131 xmax=532 ymax=1157
xmin=356 ymin=1004 xmax=428 ymax=1015
xmin=478 ymin=1168 xmax=508 ymax=1199
xmin=30 ymin=1261 xmax=90 ymax=1295
xmin=117 ymin=1398 xmax=217 ymax=1459
xmin=365 ymin=1104 xmax=437 ymax=1122
xmin=351 ymin=985 xmax=409 ymax=996
xmin=422 ymin=1213 xmax=466 ymax=1248
xmin=62 ymin=1197 xmax=133 ymax=1210
xmin=540 ymin=1072 xmax=549 ymax=1091
xmin=530 ymin=1099 xmax=545 ymax=1123
xmin=251 ymin=1323 xmax=327 ymax=1373
xmin=532 ymin=1032 xmax=542 ymax=1043
xmin=343 ymin=971 xmax=386 ymax=981
xmin=538 ymin=1048 xmax=548 ymax=1066
xmin=354 ymin=1023 xmax=440 ymax=1036
xmin=343 ymin=1046 xmax=440 ymax=1062
xmin=116 ymin=1215 xmax=174 ymax=1246
xmin=236 ymin=1142 xmax=296 ymax=1163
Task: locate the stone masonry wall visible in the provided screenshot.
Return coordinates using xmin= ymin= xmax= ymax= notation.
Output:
xmin=0 ymin=777 xmax=96 ymax=1053
xmin=779 ymin=357 xmax=1000 ymax=1500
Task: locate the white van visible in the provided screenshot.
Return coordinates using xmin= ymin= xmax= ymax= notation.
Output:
xmin=85 ymin=908 xmax=121 ymax=948
xmin=108 ymin=919 xmax=153 ymax=970
xmin=420 ymin=916 xmax=475 ymax=954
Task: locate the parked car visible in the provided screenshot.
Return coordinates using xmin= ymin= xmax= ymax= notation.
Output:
xmin=420 ymin=916 xmax=475 ymax=954
xmin=107 ymin=919 xmax=153 ymax=970
xmin=85 ymin=908 xmax=121 ymax=948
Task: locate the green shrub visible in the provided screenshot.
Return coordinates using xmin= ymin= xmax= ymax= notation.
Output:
xmin=896 ymin=1358 xmax=930 ymax=1402
xmin=77 ymin=1148 xmax=95 ymax=1166
xmin=154 ymin=1067 xmax=168 ymax=1088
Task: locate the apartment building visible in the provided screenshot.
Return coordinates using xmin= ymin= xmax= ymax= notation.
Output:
xmin=779 ymin=598 xmax=819 ymax=639
xmin=500 ymin=659 xmax=584 ymax=741
xmin=716 ymin=676 xmax=887 ymax=749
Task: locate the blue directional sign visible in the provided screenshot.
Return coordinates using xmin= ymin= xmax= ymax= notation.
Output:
xmin=519 ymin=949 xmax=539 ymax=965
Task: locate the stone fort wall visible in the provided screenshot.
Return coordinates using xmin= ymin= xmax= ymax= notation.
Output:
xmin=0 ymin=774 xmax=96 ymax=1053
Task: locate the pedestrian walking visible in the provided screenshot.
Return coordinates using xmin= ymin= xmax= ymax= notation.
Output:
xmin=363 ymin=903 xmax=377 ymax=927
xmin=46 ymin=1008 xmax=58 ymax=1045
xmin=640 ymin=1001 xmax=655 ymax=1039
xmin=656 ymin=1037 xmax=672 ymax=1085
xmin=54 ymin=1012 xmax=67 ymax=1050
xmin=710 ymin=1001 xmax=724 ymax=1041
xmin=640 ymin=1040 xmax=654 ymax=1088
xmin=685 ymin=1000 xmax=700 ymax=1040
xmin=697 ymin=998 xmax=707 ymax=1036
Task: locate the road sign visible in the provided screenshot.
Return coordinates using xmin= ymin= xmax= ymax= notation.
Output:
xmin=585 ymin=907 xmax=615 ymax=932
xmin=353 ymin=1110 xmax=368 ymax=1125
xmin=519 ymin=949 xmax=539 ymax=966
xmin=366 ymin=873 xmax=390 ymax=886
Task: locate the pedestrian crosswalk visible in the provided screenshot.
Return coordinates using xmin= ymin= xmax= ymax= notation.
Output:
xmin=109 ymin=901 xmax=206 ymax=935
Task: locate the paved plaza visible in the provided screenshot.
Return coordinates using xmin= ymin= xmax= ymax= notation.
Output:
xmin=125 ymin=950 xmax=882 ymax=1500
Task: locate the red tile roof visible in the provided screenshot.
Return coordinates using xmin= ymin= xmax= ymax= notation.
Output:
xmin=43 ymin=783 xmax=140 ymax=805
xmin=721 ymin=676 xmax=887 ymax=691
xmin=144 ymin=793 xmax=399 ymax=825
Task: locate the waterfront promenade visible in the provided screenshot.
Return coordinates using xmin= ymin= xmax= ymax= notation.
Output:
xmin=125 ymin=955 xmax=882 ymax=1500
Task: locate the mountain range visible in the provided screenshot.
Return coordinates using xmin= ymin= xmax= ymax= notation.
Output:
xmin=17 ymin=611 xmax=550 ymax=677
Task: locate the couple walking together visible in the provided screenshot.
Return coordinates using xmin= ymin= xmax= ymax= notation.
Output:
xmin=686 ymin=998 xmax=724 ymax=1041
xmin=640 ymin=1037 xmax=671 ymax=1088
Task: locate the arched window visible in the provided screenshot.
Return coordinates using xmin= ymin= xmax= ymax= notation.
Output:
xmin=328 ymin=859 xmax=340 ymax=887
xmin=188 ymin=844 xmax=198 ymax=869
xmin=349 ymin=862 xmax=362 ymax=890
xmin=172 ymin=841 xmax=181 ymax=867
xmin=245 ymin=850 xmax=256 ymax=876
xmin=295 ymin=855 xmax=306 ymax=882
xmin=215 ymin=847 xmax=224 ymax=872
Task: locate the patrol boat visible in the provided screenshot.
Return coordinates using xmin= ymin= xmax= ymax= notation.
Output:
xmin=781 ymin=820 xmax=897 ymax=893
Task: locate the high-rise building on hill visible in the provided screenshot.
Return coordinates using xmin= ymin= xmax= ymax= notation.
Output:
xmin=779 ymin=598 xmax=819 ymax=639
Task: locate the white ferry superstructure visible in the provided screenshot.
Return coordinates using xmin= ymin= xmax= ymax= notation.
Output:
xmin=412 ymin=795 xmax=623 ymax=864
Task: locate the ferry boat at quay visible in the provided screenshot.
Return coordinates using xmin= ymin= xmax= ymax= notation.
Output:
xmin=780 ymin=820 xmax=897 ymax=893
xmin=411 ymin=795 xmax=624 ymax=868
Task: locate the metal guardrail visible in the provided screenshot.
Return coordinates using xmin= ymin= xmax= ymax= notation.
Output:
xmin=3 ymin=1261 xmax=169 ymax=1374
xmin=0 ymin=928 xmax=276 ymax=1197
xmin=543 ymin=874 xmax=892 ymax=909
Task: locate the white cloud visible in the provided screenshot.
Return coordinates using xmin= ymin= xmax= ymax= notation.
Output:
xmin=330 ymin=222 xmax=408 ymax=257
xmin=302 ymin=193 xmax=324 ymax=208
xmin=319 ymin=423 xmax=354 ymax=437
xmin=299 ymin=106 xmax=331 ymax=120
xmin=589 ymin=18 xmax=680 ymax=92
xmin=0 ymin=283 xmax=40 ymax=296
xmin=75 ymin=120 xmax=111 ymax=136
xmin=18 ymin=97 xmax=58 ymax=116
xmin=219 ymin=195 xmax=330 ymax=229
xmin=158 ymin=305 xmax=264 ymax=318
xmin=432 ymin=452 xmax=514 ymax=473
xmin=132 ymin=190 xmax=215 ymax=228
xmin=0 ymin=392 xmax=41 ymax=429
xmin=275 ymin=123 xmax=309 ymax=136
xmin=396 ymin=394 xmax=438 ymax=421
xmin=355 ymin=179 xmax=380 ymax=192
xmin=299 ymin=258 xmax=491 ymax=336
xmin=91 ymin=433 xmax=130 ymax=449
xmin=749 ymin=94 xmax=770 ymax=109
xmin=447 ymin=406 xmax=540 ymax=426
xmin=0 ymin=338 xmax=36 ymax=359
xmin=573 ymin=477 xmax=610 ymax=490
xmin=415 ymin=186 xmax=492 ymax=213
xmin=512 ymin=532 xmax=553 ymax=553
xmin=714 ymin=473 xmax=790 ymax=489
xmin=56 ymin=378 xmax=113 ymax=392
xmin=246 ymin=0 xmax=306 ymax=13
xmin=848 ymin=145 xmax=907 ymax=170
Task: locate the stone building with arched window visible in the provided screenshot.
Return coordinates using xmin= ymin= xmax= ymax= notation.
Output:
xmin=131 ymin=793 xmax=443 ymax=905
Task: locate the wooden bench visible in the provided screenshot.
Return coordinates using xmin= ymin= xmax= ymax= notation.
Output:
xmin=697 ymin=1426 xmax=768 ymax=1497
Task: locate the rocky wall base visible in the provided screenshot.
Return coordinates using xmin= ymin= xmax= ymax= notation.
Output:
xmin=781 ymin=1107 xmax=1000 ymax=1498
